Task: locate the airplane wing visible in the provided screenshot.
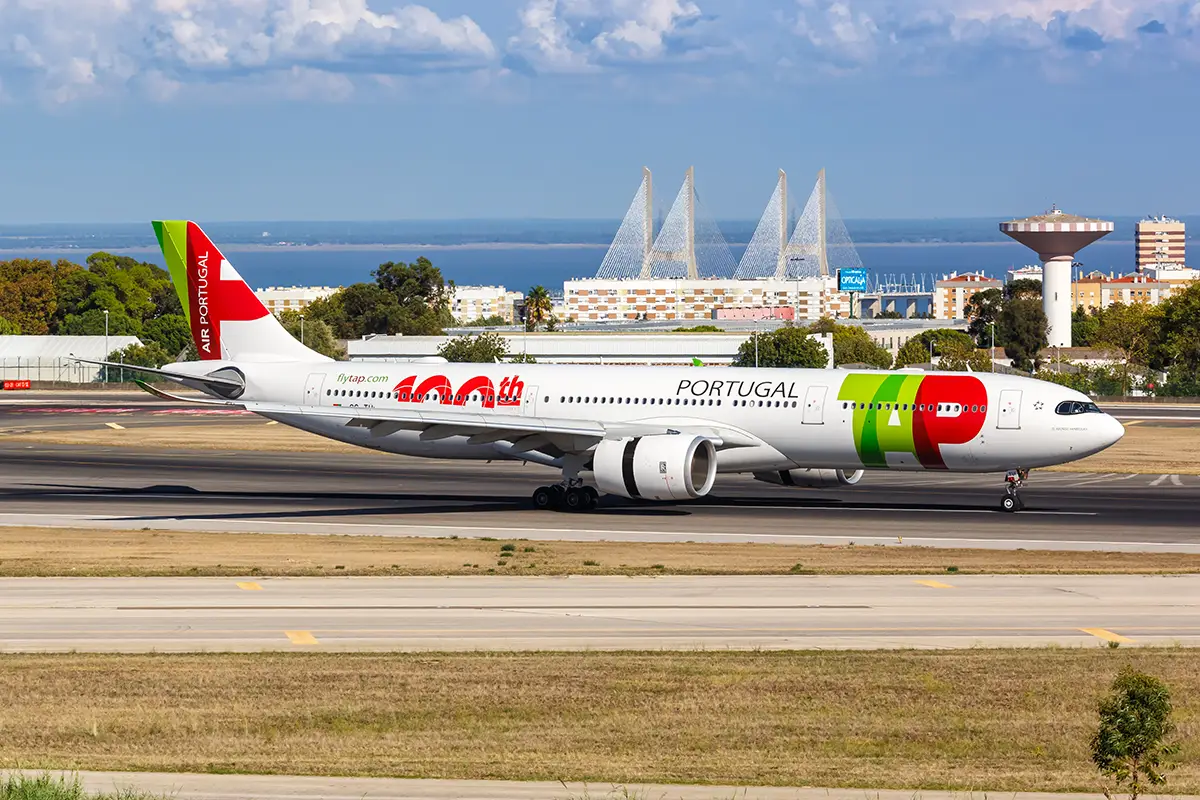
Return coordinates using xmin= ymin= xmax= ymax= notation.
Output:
xmin=70 ymin=357 xmax=245 ymax=396
xmin=241 ymin=400 xmax=761 ymax=459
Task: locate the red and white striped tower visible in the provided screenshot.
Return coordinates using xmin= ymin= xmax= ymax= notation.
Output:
xmin=1000 ymin=207 xmax=1114 ymax=347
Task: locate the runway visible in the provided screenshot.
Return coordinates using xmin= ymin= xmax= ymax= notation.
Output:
xmin=1 ymin=574 xmax=1196 ymax=652
xmin=1 ymin=442 xmax=1199 ymax=551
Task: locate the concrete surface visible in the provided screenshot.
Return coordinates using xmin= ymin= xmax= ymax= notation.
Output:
xmin=4 ymin=771 xmax=1196 ymax=800
xmin=0 ymin=574 xmax=1196 ymax=652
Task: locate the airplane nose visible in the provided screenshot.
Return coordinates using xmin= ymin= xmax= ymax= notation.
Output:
xmin=1101 ymin=415 xmax=1125 ymax=448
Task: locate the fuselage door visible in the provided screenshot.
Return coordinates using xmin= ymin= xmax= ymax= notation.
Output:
xmin=522 ymin=385 xmax=539 ymax=417
xmin=303 ymin=373 xmax=326 ymax=406
xmin=997 ymin=389 xmax=1022 ymax=430
xmin=802 ymin=385 xmax=828 ymax=425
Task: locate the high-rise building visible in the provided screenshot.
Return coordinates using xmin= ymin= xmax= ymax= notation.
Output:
xmin=1135 ymin=216 xmax=1186 ymax=272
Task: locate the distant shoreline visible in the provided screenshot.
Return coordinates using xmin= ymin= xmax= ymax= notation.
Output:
xmin=0 ymin=239 xmax=1138 ymax=254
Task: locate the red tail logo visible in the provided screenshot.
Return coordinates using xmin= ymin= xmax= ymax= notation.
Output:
xmin=185 ymin=223 xmax=269 ymax=360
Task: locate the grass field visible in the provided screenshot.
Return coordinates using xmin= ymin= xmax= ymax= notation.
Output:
xmin=2 ymin=527 xmax=1198 ymax=577
xmin=7 ymin=421 xmax=1198 ymax=474
xmin=0 ymin=650 xmax=1196 ymax=793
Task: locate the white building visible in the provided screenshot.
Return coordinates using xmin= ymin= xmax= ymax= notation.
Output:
xmin=255 ymin=286 xmax=340 ymax=315
xmin=0 ymin=335 xmax=143 ymax=383
xmin=450 ymin=285 xmax=524 ymax=324
xmin=562 ymin=277 xmax=851 ymax=323
xmin=1006 ymin=265 xmax=1043 ymax=284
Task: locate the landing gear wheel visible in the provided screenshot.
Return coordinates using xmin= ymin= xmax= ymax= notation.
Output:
xmin=1001 ymin=495 xmax=1020 ymax=513
xmin=584 ymin=486 xmax=600 ymax=509
xmin=564 ymin=487 xmax=587 ymax=512
xmin=532 ymin=486 xmax=554 ymax=510
xmin=1001 ymin=468 xmax=1028 ymax=513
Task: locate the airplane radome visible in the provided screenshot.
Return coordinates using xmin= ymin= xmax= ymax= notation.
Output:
xmin=83 ymin=220 xmax=1125 ymax=514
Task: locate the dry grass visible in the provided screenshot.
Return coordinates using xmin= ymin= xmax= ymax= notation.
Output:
xmin=1044 ymin=425 xmax=1200 ymax=474
xmin=7 ymin=421 xmax=1199 ymax=474
xmin=0 ymin=650 xmax=1196 ymax=792
xmin=1 ymin=527 xmax=1199 ymax=577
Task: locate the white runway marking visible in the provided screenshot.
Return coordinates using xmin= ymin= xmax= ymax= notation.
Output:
xmin=1066 ymin=474 xmax=1139 ymax=488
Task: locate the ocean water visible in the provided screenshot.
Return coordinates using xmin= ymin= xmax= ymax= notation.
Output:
xmin=0 ymin=239 xmax=1138 ymax=292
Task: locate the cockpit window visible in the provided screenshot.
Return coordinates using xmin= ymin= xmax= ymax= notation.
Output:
xmin=1055 ymin=400 xmax=1102 ymax=415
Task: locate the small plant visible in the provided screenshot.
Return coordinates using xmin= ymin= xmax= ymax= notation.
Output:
xmin=334 ymin=565 xmax=345 ymax=570
xmin=583 ymin=560 xmax=600 ymax=567
xmin=789 ymin=563 xmax=805 ymax=573
xmin=1091 ymin=667 xmax=1179 ymax=800
xmin=651 ymin=564 xmax=665 ymax=570
xmin=480 ymin=537 xmax=497 ymax=542
xmin=1108 ymin=640 xmax=1121 ymax=649
xmin=946 ymin=566 xmax=959 ymax=573
xmin=462 ymin=563 xmax=472 ymax=567
xmin=500 ymin=543 xmax=516 ymax=552
xmin=523 ymin=546 xmax=537 ymax=553
xmin=498 ymin=560 xmax=508 ymax=566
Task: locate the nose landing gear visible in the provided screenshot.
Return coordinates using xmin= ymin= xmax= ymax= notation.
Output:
xmin=1002 ymin=468 xmax=1029 ymax=512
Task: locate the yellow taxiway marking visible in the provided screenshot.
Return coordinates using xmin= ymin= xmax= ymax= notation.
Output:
xmin=104 ymin=422 xmax=125 ymax=430
xmin=265 ymin=420 xmax=279 ymax=425
xmin=1080 ymin=627 xmax=1133 ymax=643
xmin=236 ymin=582 xmax=263 ymax=591
xmin=915 ymin=580 xmax=954 ymax=589
xmin=1123 ymin=420 xmax=1144 ymax=426
xmin=285 ymin=630 xmax=319 ymax=645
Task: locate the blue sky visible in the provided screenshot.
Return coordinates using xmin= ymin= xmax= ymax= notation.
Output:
xmin=2 ymin=0 xmax=1199 ymax=223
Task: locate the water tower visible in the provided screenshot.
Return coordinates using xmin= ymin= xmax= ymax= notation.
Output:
xmin=1000 ymin=206 xmax=1114 ymax=347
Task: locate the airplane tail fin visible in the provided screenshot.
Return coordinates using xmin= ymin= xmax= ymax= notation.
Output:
xmin=153 ymin=220 xmax=331 ymax=363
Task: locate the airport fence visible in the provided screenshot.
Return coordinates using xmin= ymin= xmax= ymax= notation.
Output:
xmin=0 ymin=357 xmax=120 ymax=385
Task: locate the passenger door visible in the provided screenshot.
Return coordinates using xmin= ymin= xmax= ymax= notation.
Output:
xmin=802 ymin=385 xmax=827 ymax=425
xmin=997 ymin=389 xmax=1022 ymax=429
xmin=303 ymin=373 xmax=326 ymax=405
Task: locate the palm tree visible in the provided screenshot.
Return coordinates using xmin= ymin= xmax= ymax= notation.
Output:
xmin=525 ymin=285 xmax=553 ymax=331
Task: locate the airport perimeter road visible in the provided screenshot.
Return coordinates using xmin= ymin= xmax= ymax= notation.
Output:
xmin=0 ymin=443 xmax=1198 ymax=551
xmin=14 ymin=771 xmax=1189 ymax=800
xmin=0 ymin=574 xmax=1196 ymax=651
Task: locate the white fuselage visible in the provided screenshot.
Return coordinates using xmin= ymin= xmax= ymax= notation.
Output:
xmin=202 ymin=360 xmax=1125 ymax=475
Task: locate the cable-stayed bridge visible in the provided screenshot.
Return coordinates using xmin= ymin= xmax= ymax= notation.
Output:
xmin=595 ymin=168 xmax=864 ymax=283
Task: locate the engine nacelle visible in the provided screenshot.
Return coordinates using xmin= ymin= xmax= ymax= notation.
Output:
xmin=593 ymin=435 xmax=717 ymax=501
xmin=753 ymin=468 xmax=865 ymax=489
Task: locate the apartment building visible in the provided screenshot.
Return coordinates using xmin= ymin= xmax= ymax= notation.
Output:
xmin=450 ymin=285 xmax=524 ymax=323
xmin=1135 ymin=216 xmax=1186 ymax=272
xmin=254 ymin=286 xmax=340 ymax=314
xmin=562 ymin=278 xmax=850 ymax=323
xmin=933 ymin=273 xmax=1002 ymax=320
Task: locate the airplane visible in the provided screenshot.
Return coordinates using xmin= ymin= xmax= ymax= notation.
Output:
xmin=85 ymin=220 xmax=1125 ymax=514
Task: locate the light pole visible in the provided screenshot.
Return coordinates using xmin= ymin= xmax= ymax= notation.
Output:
xmin=754 ymin=318 xmax=760 ymax=368
xmin=990 ymin=321 xmax=995 ymax=373
xmin=102 ymin=310 xmax=109 ymax=384
xmin=300 ymin=314 xmax=305 ymax=346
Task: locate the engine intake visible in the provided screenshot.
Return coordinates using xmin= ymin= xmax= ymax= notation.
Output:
xmin=593 ymin=435 xmax=717 ymax=501
xmin=754 ymin=468 xmax=864 ymax=489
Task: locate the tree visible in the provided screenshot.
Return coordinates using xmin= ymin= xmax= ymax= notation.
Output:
xmin=277 ymin=310 xmax=345 ymax=360
xmin=438 ymin=332 xmax=510 ymax=363
xmin=674 ymin=325 xmax=723 ymax=333
xmin=936 ymin=340 xmax=994 ymax=372
xmin=1157 ymin=282 xmax=1200 ymax=383
xmin=1091 ymin=667 xmax=1178 ymax=800
xmin=1093 ymin=303 xmax=1160 ymax=395
xmin=874 ymin=310 xmax=904 ymax=319
xmin=965 ymin=287 xmax=1003 ymax=347
xmin=832 ymin=325 xmax=893 ymax=369
xmin=1073 ymin=306 xmax=1101 ymax=347
xmin=0 ymin=258 xmax=65 ymax=335
xmin=463 ymin=314 xmax=509 ymax=327
xmin=733 ymin=327 xmax=827 ymax=368
xmin=0 ymin=317 xmax=20 ymax=335
xmin=894 ymin=328 xmax=978 ymax=368
xmin=999 ymin=297 xmax=1047 ymax=371
xmin=525 ymin=285 xmax=553 ymax=331
xmin=141 ymin=314 xmax=192 ymax=357
xmin=1006 ymin=278 xmax=1043 ymax=301
xmin=103 ymin=342 xmax=173 ymax=381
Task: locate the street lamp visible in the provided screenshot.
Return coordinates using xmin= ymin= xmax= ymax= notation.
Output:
xmin=990 ymin=321 xmax=995 ymax=373
xmin=102 ymin=310 xmax=109 ymax=384
xmin=300 ymin=314 xmax=305 ymax=346
xmin=754 ymin=318 xmax=760 ymax=368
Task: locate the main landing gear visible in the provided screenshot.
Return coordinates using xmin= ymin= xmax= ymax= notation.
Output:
xmin=1001 ymin=468 xmax=1029 ymax=512
xmin=532 ymin=481 xmax=600 ymax=512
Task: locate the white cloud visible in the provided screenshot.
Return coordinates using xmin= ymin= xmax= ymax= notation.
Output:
xmin=507 ymin=0 xmax=708 ymax=73
xmin=790 ymin=0 xmax=1200 ymax=71
xmin=0 ymin=0 xmax=496 ymax=103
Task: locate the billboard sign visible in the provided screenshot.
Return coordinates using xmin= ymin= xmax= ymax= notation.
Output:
xmin=838 ymin=268 xmax=869 ymax=293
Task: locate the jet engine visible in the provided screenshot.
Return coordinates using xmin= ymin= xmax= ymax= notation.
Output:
xmin=592 ymin=435 xmax=717 ymax=501
xmin=754 ymin=468 xmax=864 ymax=489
